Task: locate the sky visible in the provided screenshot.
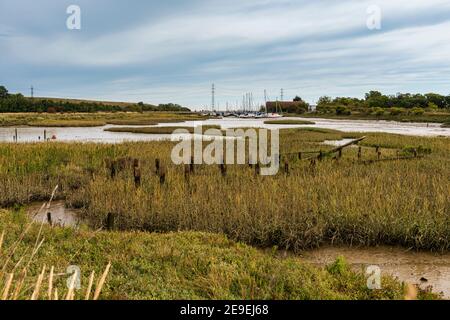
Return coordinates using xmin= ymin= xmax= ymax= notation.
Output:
xmin=1 ymin=0 xmax=450 ymax=110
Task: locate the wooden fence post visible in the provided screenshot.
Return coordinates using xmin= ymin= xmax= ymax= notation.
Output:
xmin=159 ymin=165 xmax=166 ymax=185
xmin=284 ymin=160 xmax=290 ymax=175
xmin=220 ymin=163 xmax=227 ymax=177
xmin=190 ymin=156 xmax=195 ymax=174
xmin=155 ymin=159 xmax=160 ymax=176
xmin=255 ymin=163 xmax=261 ymax=176
xmin=134 ymin=165 xmax=141 ymax=188
xmin=106 ymin=213 xmax=115 ymax=231
xmin=47 ymin=212 xmax=53 ymax=227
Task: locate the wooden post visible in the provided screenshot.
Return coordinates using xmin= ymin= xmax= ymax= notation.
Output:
xmin=190 ymin=156 xmax=195 ymax=174
xmin=47 ymin=212 xmax=53 ymax=227
xmin=155 ymin=159 xmax=160 ymax=176
xmin=159 ymin=165 xmax=166 ymax=185
xmin=284 ymin=160 xmax=290 ymax=175
xmin=298 ymin=152 xmax=302 ymax=160
xmin=110 ymin=161 xmax=116 ymax=179
xmin=318 ymin=151 xmax=323 ymax=161
xmin=184 ymin=164 xmax=190 ymax=182
xmin=220 ymin=163 xmax=227 ymax=177
xmin=44 ymin=130 xmax=47 ymax=141
xmin=338 ymin=149 xmax=343 ymax=159
xmin=14 ymin=128 xmax=18 ymax=142
xmin=255 ymin=163 xmax=261 ymax=176
xmin=134 ymin=166 xmax=141 ymax=188
xmin=413 ymin=149 xmax=418 ymax=158
xmin=358 ymin=147 xmax=362 ymax=160
xmin=106 ymin=213 xmax=115 ymax=231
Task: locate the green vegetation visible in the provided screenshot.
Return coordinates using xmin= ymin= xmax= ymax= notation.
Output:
xmin=105 ymin=125 xmax=222 ymax=134
xmin=1 ymin=210 xmax=433 ymax=300
xmin=0 ymin=85 xmax=190 ymax=113
xmin=0 ymin=112 xmax=210 ymax=127
xmin=0 ymin=130 xmax=448 ymax=252
xmin=28 ymin=120 xmax=106 ymax=127
xmin=264 ymin=119 xmax=315 ymax=125
xmin=311 ymin=91 xmax=450 ymax=122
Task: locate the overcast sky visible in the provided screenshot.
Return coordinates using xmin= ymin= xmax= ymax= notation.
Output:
xmin=1 ymin=0 xmax=450 ymax=109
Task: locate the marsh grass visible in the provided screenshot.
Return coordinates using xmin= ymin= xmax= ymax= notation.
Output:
xmin=2 ymin=209 xmax=435 ymax=300
xmin=27 ymin=120 xmax=107 ymax=127
xmin=0 ymin=129 xmax=448 ymax=252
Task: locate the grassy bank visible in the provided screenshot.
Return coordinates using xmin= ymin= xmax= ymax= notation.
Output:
xmin=0 ymin=209 xmax=432 ymax=300
xmin=296 ymin=112 xmax=450 ymax=124
xmin=264 ymin=120 xmax=316 ymax=125
xmin=27 ymin=120 xmax=107 ymax=127
xmin=0 ymin=112 xmax=211 ymax=127
xmin=0 ymin=129 xmax=448 ymax=252
xmin=105 ymin=125 xmax=222 ymax=134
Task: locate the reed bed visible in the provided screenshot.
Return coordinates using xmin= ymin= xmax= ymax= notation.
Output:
xmin=0 ymin=129 xmax=448 ymax=252
xmin=1 ymin=208 xmax=433 ymax=300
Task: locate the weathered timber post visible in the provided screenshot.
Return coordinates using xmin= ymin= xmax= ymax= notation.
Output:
xmin=106 ymin=212 xmax=115 ymax=231
xmin=159 ymin=165 xmax=166 ymax=185
xmin=358 ymin=147 xmax=362 ymax=160
xmin=318 ymin=151 xmax=324 ymax=161
xmin=184 ymin=164 xmax=190 ymax=182
xmin=110 ymin=161 xmax=116 ymax=179
xmin=284 ymin=160 xmax=290 ymax=175
xmin=298 ymin=152 xmax=302 ymax=160
xmin=44 ymin=130 xmax=47 ymax=141
xmin=255 ymin=162 xmax=261 ymax=176
xmin=155 ymin=159 xmax=161 ymax=176
xmin=47 ymin=212 xmax=53 ymax=227
xmin=134 ymin=167 xmax=141 ymax=188
xmin=220 ymin=163 xmax=227 ymax=177
xmin=190 ymin=156 xmax=195 ymax=174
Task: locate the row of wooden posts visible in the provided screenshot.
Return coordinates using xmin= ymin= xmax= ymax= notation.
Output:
xmin=104 ymin=138 xmax=422 ymax=186
xmin=13 ymin=129 xmax=53 ymax=142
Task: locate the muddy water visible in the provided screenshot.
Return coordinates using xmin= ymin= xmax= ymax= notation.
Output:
xmin=0 ymin=117 xmax=449 ymax=143
xmin=27 ymin=201 xmax=80 ymax=228
xmin=301 ymin=246 xmax=450 ymax=299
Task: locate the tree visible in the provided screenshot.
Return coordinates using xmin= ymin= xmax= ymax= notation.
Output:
xmin=365 ymin=91 xmax=382 ymax=100
xmin=0 ymin=86 xmax=8 ymax=99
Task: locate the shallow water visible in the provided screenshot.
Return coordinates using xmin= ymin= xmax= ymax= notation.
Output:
xmin=1 ymin=117 xmax=449 ymax=143
xmin=301 ymin=246 xmax=450 ymax=299
xmin=27 ymin=201 xmax=79 ymax=228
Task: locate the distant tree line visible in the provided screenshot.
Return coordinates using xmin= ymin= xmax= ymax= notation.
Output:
xmin=316 ymin=91 xmax=450 ymax=116
xmin=0 ymin=86 xmax=190 ymax=113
